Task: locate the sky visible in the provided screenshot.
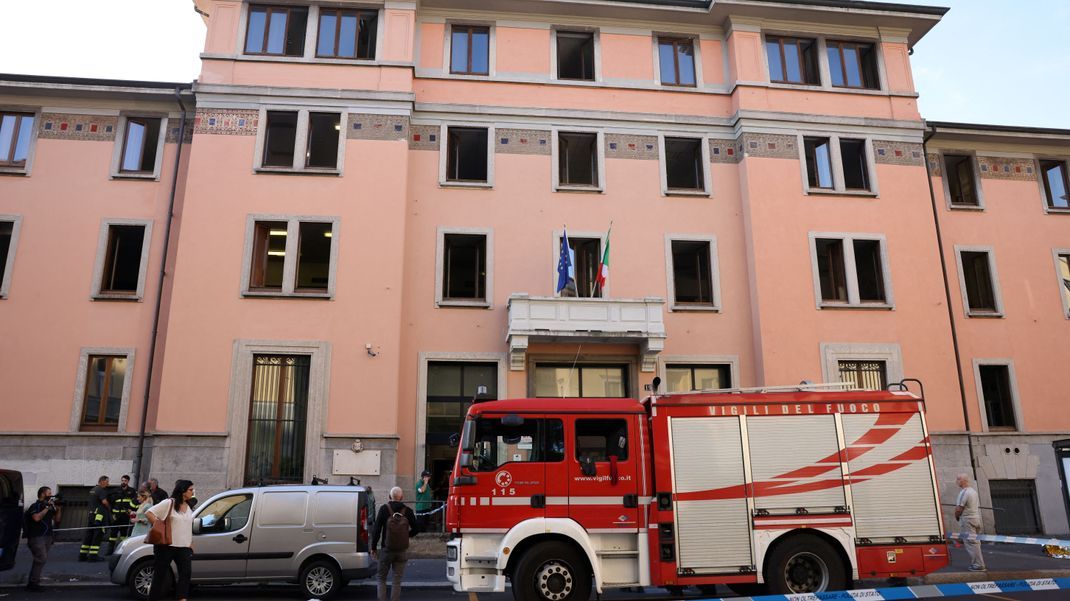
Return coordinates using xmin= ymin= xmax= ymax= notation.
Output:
xmin=1 ymin=0 xmax=1067 ymax=129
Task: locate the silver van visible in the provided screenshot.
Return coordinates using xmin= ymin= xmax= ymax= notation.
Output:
xmin=109 ymin=484 xmax=376 ymax=599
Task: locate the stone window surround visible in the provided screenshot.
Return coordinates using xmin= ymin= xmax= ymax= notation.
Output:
xmin=90 ymin=218 xmax=154 ymax=302
xmin=435 ymin=226 xmax=494 ymax=309
xmin=758 ymin=29 xmax=889 ymax=94
xmin=239 ymin=214 xmax=341 ymax=299
xmin=796 ymin=133 xmax=880 ymax=197
xmin=0 ymin=214 xmax=22 ymax=299
xmin=936 ymin=149 xmax=986 ymax=211
xmin=108 ymin=114 xmax=169 ymax=181
xmin=224 ymin=339 xmax=331 ymax=489
xmin=657 ymin=354 xmax=740 ymax=391
xmin=438 ymin=123 xmax=496 ymax=188
xmin=971 ymin=358 xmax=1023 ymax=433
xmin=69 ymin=347 xmax=136 ymax=433
xmin=650 ymin=33 xmax=706 ymax=89
xmin=0 ymin=106 xmax=41 ymax=177
xmin=663 ymin=233 xmax=722 ymax=312
xmin=414 ymin=351 xmax=508 ymax=480
xmin=252 ymin=107 xmax=349 ymax=174
xmin=819 ymin=342 xmax=903 ymax=388
xmin=551 ymin=227 xmax=609 ymax=298
xmin=1052 ymin=248 xmax=1070 ymax=319
xmin=550 ymin=27 xmax=602 ymax=84
xmin=233 ymin=3 xmax=388 ymax=66
xmin=954 ymin=244 xmax=1005 ymax=318
xmin=551 ymin=128 xmax=606 ymax=193
xmin=441 ymin=20 xmax=497 ymax=77
xmin=1034 ymin=156 xmax=1070 ymax=215
xmin=657 ymin=133 xmax=713 ymax=197
xmin=807 ymin=231 xmax=895 ymax=310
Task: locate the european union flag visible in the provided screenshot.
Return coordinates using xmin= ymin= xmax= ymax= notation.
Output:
xmin=556 ymin=228 xmax=572 ymax=293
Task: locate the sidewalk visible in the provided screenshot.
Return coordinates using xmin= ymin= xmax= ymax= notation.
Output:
xmin=2 ymin=540 xmax=1068 ymax=589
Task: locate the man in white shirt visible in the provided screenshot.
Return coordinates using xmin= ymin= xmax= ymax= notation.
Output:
xmin=955 ymin=473 xmax=985 ymax=571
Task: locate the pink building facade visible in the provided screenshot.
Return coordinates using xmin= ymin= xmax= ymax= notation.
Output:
xmin=1 ymin=0 xmax=1068 ymax=535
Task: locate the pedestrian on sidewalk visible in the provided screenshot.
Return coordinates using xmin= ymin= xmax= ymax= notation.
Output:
xmin=414 ymin=470 xmax=433 ymax=532
xmin=148 ymin=478 xmax=168 ymax=505
xmin=955 ymin=473 xmax=986 ymax=572
xmin=23 ymin=486 xmax=61 ymax=593
xmin=146 ymin=480 xmax=197 ymax=601
xmin=130 ymin=486 xmax=154 ymax=538
xmin=371 ymin=486 xmax=417 ymax=601
xmin=79 ymin=475 xmax=110 ymax=561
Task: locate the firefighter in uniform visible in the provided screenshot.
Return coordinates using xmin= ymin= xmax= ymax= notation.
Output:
xmin=79 ymin=476 xmax=111 ymax=561
xmin=106 ymin=475 xmax=137 ymax=555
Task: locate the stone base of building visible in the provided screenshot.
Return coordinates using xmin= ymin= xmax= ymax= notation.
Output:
xmin=932 ymin=432 xmax=1070 ymax=536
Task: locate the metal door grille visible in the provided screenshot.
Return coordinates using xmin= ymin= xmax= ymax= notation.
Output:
xmin=244 ymin=355 xmax=310 ymax=485
xmin=990 ymin=479 xmax=1041 ymax=535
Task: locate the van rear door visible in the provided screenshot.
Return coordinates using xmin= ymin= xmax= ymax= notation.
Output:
xmin=0 ymin=470 xmax=23 ymax=571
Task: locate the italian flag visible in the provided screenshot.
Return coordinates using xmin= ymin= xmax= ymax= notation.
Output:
xmin=596 ymin=226 xmax=611 ymax=289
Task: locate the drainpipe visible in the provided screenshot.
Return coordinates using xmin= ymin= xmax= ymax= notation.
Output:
xmin=132 ymin=85 xmax=191 ymax=484
xmin=921 ymin=123 xmax=978 ymax=481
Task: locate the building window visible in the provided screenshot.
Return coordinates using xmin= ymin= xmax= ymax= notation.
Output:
xmin=803 ymin=136 xmax=873 ymax=193
xmin=558 ymin=236 xmax=602 ymax=298
xmin=450 ymin=25 xmax=490 ymax=75
xmin=245 ymin=5 xmax=308 ymax=56
xmin=245 ymin=217 xmax=337 ymax=297
xmin=978 ymin=364 xmax=1017 ymax=430
xmin=944 ymin=154 xmax=980 ymax=207
xmin=316 ymin=8 xmax=376 ymax=59
xmin=98 ymin=225 xmax=147 ymax=296
xmin=445 ymin=127 xmax=489 ymax=183
xmin=119 ymin=118 xmax=162 ymax=174
xmin=657 ymin=37 xmax=696 ymax=86
xmin=557 ymin=132 xmax=599 ymax=188
xmin=665 ymin=364 xmax=731 ymax=392
xmin=838 ymin=360 xmax=887 ymax=391
xmin=0 ymin=220 xmax=13 ymax=296
xmin=958 ymin=249 xmax=1000 ymax=315
xmin=425 ymin=361 xmax=497 ymax=480
xmin=811 ymin=235 xmax=890 ymax=307
xmin=1057 ymin=253 xmax=1070 ymax=317
xmin=1039 ymin=160 xmax=1070 ymax=210
xmin=664 ymin=137 xmax=705 ymax=192
xmin=827 ymin=40 xmax=879 ymax=90
xmin=245 ymin=355 xmax=311 ymax=484
xmin=556 ymin=31 xmax=595 ymax=81
xmin=80 ymin=355 xmax=128 ymax=432
xmin=0 ymin=112 xmax=35 ymax=168
xmin=442 ymin=233 xmax=486 ymax=301
xmin=534 ymin=364 xmax=627 ymax=398
xmin=765 ymin=36 xmax=818 ymax=85
xmin=259 ymin=110 xmax=342 ymax=171
xmin=670 ymin=239 xmax=715 ymax=307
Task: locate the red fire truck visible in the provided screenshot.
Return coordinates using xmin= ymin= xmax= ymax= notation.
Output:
xmin=445 ymin=380 xmax=949 ymax=600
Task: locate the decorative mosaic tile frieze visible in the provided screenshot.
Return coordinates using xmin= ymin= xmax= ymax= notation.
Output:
xmin=409 ymin=125 xmax=440 ymax=151
xmin=38 ymin=113 xmax=118 ymax=141
xmin=165 ymin=124 xmax=195 ymax=144
xmin=709 ymin=138 xmax=740 ymax=163
xmin=739 ymin=133 xmax=797 ymax=159
xmin=347 ymin=114 xmax=409 ymax=141
xmin=496 ymin=129 xmax=551 ymax=155
xmin=193 ymin=109 xmax=259 ymax=136
xmin=873 ymin=141 xmax=924 ymax=166
xmin=605 ymin=134 xmax=658 ymax=160
xmin=977 ymin=156 xmax=1037 ymax=181
xmin=926 ymin=153 xmax=943 ymax=177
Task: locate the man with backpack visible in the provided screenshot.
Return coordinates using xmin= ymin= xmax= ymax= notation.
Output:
xmin=370 ymin=486 xmax=417 ymax=601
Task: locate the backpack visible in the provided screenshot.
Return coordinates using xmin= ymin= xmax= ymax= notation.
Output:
xmin=385 ymin=504 xmax=410 ymax=551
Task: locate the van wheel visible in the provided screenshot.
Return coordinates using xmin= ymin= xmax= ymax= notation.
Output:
xmin=300 ymin=559 xmax=343 ymax=599
xmin=512 ymin=542 xmax=592 ymax=601
xmin=764 ymin=534 xmax=847 ymax=594
xmin=127 ymin=559 xmax=160 ymax=601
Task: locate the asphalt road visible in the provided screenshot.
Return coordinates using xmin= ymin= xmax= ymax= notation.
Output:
xmin=0 ymin=585 xmax=1065 ymax=601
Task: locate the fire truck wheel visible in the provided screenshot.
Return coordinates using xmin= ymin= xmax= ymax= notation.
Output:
xmin=764 ymin=534 xmax=847 ymax=595
xmin=512 ymin=541 xmax=592 ymax=601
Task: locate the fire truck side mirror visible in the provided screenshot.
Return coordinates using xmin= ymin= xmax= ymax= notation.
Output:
xmin=652 ymin=376 xmax=661 ymax=393
xmin=580 ymin=455 xmax=597 ymax=477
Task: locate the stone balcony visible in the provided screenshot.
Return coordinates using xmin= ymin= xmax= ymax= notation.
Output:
xmin=506 ymin=293 xmax=666 ymax=371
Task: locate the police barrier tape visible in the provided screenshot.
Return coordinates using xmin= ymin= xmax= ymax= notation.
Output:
xmin=947 ymin=531 xmax=1070 ymax=548
xmin=697 ymin=578 xmax=1070 ymax=601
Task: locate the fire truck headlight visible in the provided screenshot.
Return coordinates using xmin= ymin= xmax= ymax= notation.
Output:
xmin=447 ymin=546 xmax=458 ymax=561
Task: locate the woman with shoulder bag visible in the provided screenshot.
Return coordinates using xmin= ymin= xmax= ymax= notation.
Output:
xmin=145 ymin=480 xmax=196 ymax=601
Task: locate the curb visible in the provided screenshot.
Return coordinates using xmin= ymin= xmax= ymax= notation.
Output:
xmin=0 ymin=580 xmax=454 ymax=590
xmin=924 ymin=569 xmax=1070 ymax=585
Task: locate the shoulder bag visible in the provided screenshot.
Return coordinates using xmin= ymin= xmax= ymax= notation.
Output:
xmin=146 ymin=499 xmax=173 ymax=545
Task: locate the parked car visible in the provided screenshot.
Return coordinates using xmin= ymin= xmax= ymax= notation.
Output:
xmin=109 ymin=483 xmax=376 ymax=599
xmin=0 ymin=470 xmax=23 ymax=571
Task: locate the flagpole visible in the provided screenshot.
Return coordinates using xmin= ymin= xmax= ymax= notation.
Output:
xmin=594 ymin=221 xmax=613 ymax=298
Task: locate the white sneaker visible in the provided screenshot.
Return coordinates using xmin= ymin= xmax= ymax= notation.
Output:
xmin=969 ymin=564 xmax=986 ymax=572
